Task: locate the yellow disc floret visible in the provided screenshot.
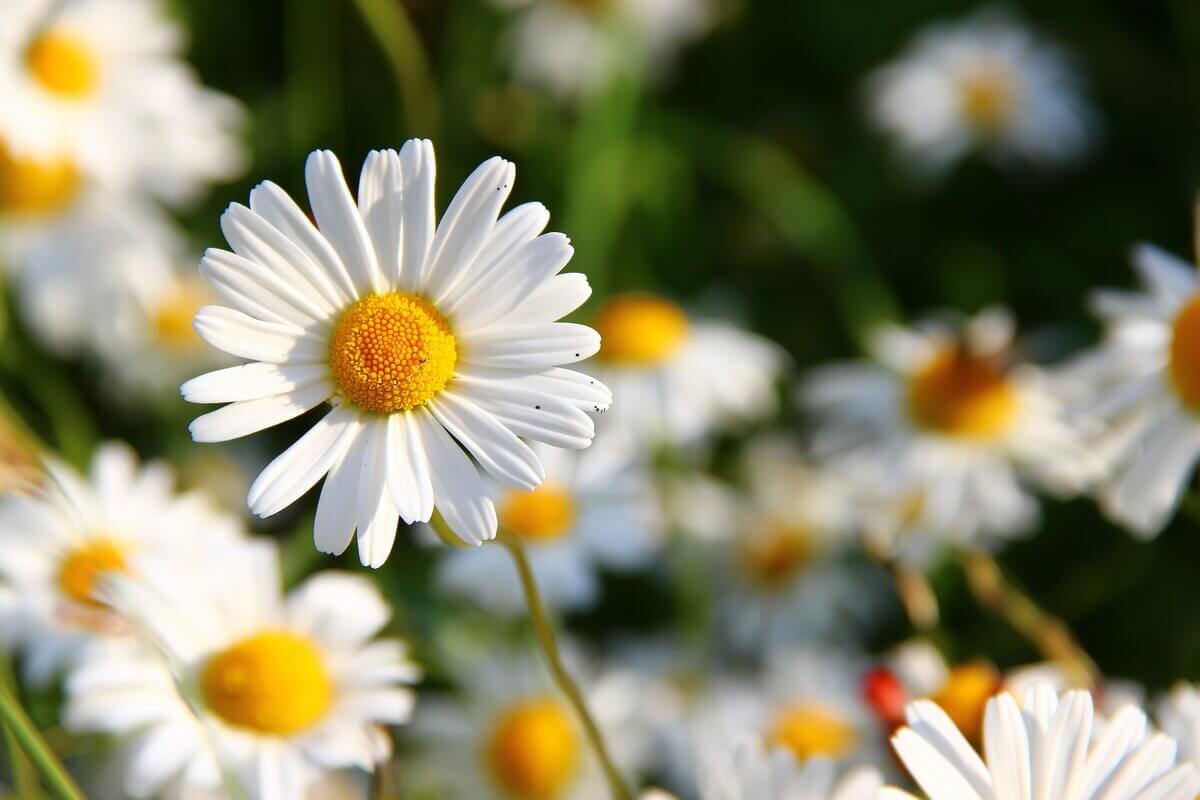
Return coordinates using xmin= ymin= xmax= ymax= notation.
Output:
xmin=152 ymin=279 xmax=210 ymax=352
xmin=768 ymin=703 xmax=858 ymax=762
xmin=594 ymin=294 xmax=689 ymax=366
xmin=329 ymin=292 xmax=457 ymax=414
xmin=0 ymin=140 xmax=79 ymax=216
xmin=738 ymin=525 xmax=813 ymax=589
xmin=26 ymin=31 xmax=100 ymax=99
xmin=959 ymin=62 xmax=1019 ymax=133
xmin=906 ymin=346 xmax=1018 ymax=440
xmin=500 ymin=483 xmax=576 ymax=542
xmin=931 ymin=662 xmax=1000 ymax=744
xmin=58 ymin=539 xmax=127 ymax=608
xmin=1170 ymin=294 xmax=1200 ymax=411
xmin=486 ymin=698 xmax=579 ymax=799
xmin=201 ymin=630 xmax=333 ymax=736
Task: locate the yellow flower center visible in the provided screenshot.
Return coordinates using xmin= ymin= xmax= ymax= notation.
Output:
xmin=931 ymin=662 xmax=1000 ymax=744
xmin=329 ymin=292 xmax=457 ymax=414
xmin=767 ymin=704 xmax=858 ymax=762
xmin=485 ymin=698 xmax=580 ymax=800
xmin=26 ymin=31 xmax=100 ymax=99
xmin=594 ymin=295 xmax=689 ymax=366
xmin=1169 ymin=294 xmax=1200 ymax=410
xmin=152 ymin=280 xmax=209 ymax=352
xmin=906 ymin=346 xmax=1018 ymax=440
xmin=738 ymin=525 xmax=813 ymax=589
xmin=200 ymin=630 xmax=333 ymax=736
xmin=500 ymin=483 xmax=576 ymax=543
xmin=959 ymin=62 xmax=1019 ymax=133
xmin=0 ymin=141 xmax=79 ymax=216
xmin=57 ymin=539 xmax=127 ymax=608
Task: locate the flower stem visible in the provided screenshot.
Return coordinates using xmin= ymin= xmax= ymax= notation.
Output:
xmin=0 ymin=682 xmax=84 ymax=800
xmin=502 ymin=537 xmax=632 ymax=800
xmin=960 ymin=549 xmax=1098 ymax=688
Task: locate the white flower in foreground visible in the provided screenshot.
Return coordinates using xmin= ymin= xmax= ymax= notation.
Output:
xmin=803 ymin=308 xmax=1083 ymax=559
xmin=183 ymin=141 xmax=610 ymax=565
xmin=66 ymin=539 xmax=419 ymax=800
xmin=0 ymin=442 xmax=243 ymax=685
xmin=434 ymin=444 xmax=664 ymax=616
xmin=497 ymin=0 xmax=710 ymax=98
xmin=865 ymin=9 xmax=1092 ymax=172
xmin=884 ymin=683 xmax=1199 ymax=800
xmin=407 ymin=647 xmax=651 ymax=799
xmin=0 ymin=0 xmax=245 ymax=204
xmin=588 ymin=293 xmax=784 ymax=455
xmin=1158 ymin=683 xmax=1200 ymax=768
xmin=1062 ymin=242 xmax=1200 ymax=536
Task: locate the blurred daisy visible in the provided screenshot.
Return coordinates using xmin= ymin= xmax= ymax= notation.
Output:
xmin=0 ymin=0 xmax=245 ymax=204
xmin=497 ymin=0 xmax=710 ymax=99
xmin=66 ymin=539 xmax=420 ymax=800
xmin=0 ymin=441 xmax=243 ymax=685
xmin=865 ymin=9 xmax=1092 ymax=172
xmin=712 ymin=437 xmax=883 ymax=652
xmin=1158 ymin=683 xmax=1200 ymax=768
xmin=695 ymin=739 xmax=881 ymax=800
xmin=408 ymin=646 xmax=652 ymax=799
xmin=588 ymin=293 xmax=784 ymax=454
xmin=434 ymin=444 xmax=664 ymax=616
xmin=183 ymin=142 xmax=609 ymax=565
xmin=802 ymin=308 xmax=1083 ymax=559
xmin=885 ymin=683 xmax=1199 ymax=800
xmin=1063 ymin=242 xmax=1200 ymax=536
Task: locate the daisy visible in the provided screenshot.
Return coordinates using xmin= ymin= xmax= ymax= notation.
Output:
xmin=865 ymin=9 xmax=1093 ymax=172
xmin=65 ymin=538 xmax=420 ymax=800
xmin=1061 ymin=240 xmax=1200 ymax=536
xmin=802 ymin=307 xmax=1084 ymax=560
xmin=587 ymin=293 xmax=784 ymax=455
xmin=0 ymin=441 xmax=244 ymax=685
xmin=406 ymin=645 xmax=652 ymax=799
xmin=433 ymin=443 xmax=664 ymax=616
xmin=182 ymin=141 xmax=610 ymax=565
xmin=495 ymin=0 xmax=711 ymax=99
xmin=884 ymin=683 xmax=1199 ymax=800
xmin=0 ymin=0 xmax=245 ymax=204
xmin=684 ymin=739 xmax=882 ymax=800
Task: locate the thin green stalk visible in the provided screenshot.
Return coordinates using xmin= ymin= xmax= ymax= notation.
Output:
xmin=0 ymin=660 xmax=41 ymax=800
xmin=0 ymin=683 xmax=84 ymax=800
xmin=351 ymin=0 xmax=440 ymax=138
xmin=501 ymin=537 xmax=632 ymax=800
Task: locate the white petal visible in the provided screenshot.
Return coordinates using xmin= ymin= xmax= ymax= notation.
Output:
xmin=200 ymin=248 xmax=320 ymax=328
xmin=189 ymin=382 xmax=333 ymax=442
xmin=193 ymin=305 xmax=327 ymax=364
xmin=356 ymin=419 xmax=399 ymax=568
xmin=398 ymin=138 xmax=436 ymax=291
xmin=892 ymin=727 xmax=988 ymax=800
xmin=306 ymin=150 xmax=382 ymax=297
xmin=452 ymin=385 xmax=595 ymax=449
xmin=428 ymin=393 xmax=544 ymax=489
xmin=984 ymin=694 xmax=1031 ymax=800
xmin=181 ymin=363 xmax=329 ymax=404
xmin=507 ymin=273 xmax=592 ymax=323
xmin=461 ymin=322 xmax=600 ymax=369
xmin=314 ymin=424 xmax=369 ymax=555
xmin=413 ymin=410 xmax=497 ymax=545
xmin=448 ymin=233 xmax=574 ymax=329
xmin=358 ymin=149 xmax=404 ymax=285
xmin=386 ymin=412 xmax=434 ymax=523
xmin=247 ymin=406 xmax=363 ymax=517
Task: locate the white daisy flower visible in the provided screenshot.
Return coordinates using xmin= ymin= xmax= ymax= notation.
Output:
xmin=496 ymin=0 xmax=710 ymax=99
xmin=1061 ymin=241 xmax=1200 ymax=536
xmin=884 ymin=682 xmax=1199 ymax=800
xmin=681 ymin=739 xmax=882 ymax=800
xmin=865 ymin=8 xmax=1092 ymax=173
xmin=587 ymin=293 xmax=784 ymax=455
xmin=802 ymin=307 xmax=1083 ymax=559
xmin=182 ymin=141 xmax=610 ymax=566
xmin=407 ymin=646 xmax=652 ymax=799
xmin=433 ymin=443 xmax=664 ymax=616
xmin=65 ymin=538 xmax=420 ymax=800
xmin=0 ymin=441 xmax=243 ymax=685
xmin=0 ymin=0 xmax=246 ymax=204
xmin=1157 ymin=683 xmax=1200 ymax=768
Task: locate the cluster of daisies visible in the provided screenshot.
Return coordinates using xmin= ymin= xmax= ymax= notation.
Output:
xmin=2 ymin=1 xmax=1200 ymax=800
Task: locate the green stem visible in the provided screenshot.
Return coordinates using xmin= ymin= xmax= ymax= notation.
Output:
xmin=350 ymin=0 xmax=440 ymax=138
xmin=0 ymin=683 xmax=84 ymax=800
xmin=501 ymin=538 xmax=632 ymax=800
xmin=0 ymin=660 xmax=41 ymax=800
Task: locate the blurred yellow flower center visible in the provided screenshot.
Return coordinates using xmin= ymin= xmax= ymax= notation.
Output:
xmin=931 ymin=662 xmax=1000 ymax=744
xmin=329 ymin=292 xmax=457 ymax=414
xmin=1169 ymin=294 xmax=1200 ymax=410
xmin=152 ymin=280 xmax=209 ymax=351
xmin=768 ymin=704 xmax=858 ymax=762
xmin=0 ymin=141 xmax=79 ymax=216
xmin=595 ymin=295 xmax=689 ymax=365
xmin=959 ymin=63 xmax=1019 ymax=132
xmin=486 ymin=698 xmax=579 ymax=799
xmin=739 ymin=525 xmax=813 ymax=589
xmin=200 ymin=630 xmax=332 ymax=736
xmin=26 ymin=32 xmax=99 ymax=98
xmin=906 ymin=347 xmax=1018 ymax=440
xmin=561 ymin=0 xmax=610 ymax=11
xmin=500 ymin=483 xmax=576 ymax=542
xmin=57 ymin=539 xmax=127 ymax=608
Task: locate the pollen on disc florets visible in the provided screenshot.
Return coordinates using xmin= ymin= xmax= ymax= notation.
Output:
xmin=329 ymin=292 xmax=457 ymax=414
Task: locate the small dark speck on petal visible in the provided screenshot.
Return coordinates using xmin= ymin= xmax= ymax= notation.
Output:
xmin=534 ymin=405 xmax=541 ymax=410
